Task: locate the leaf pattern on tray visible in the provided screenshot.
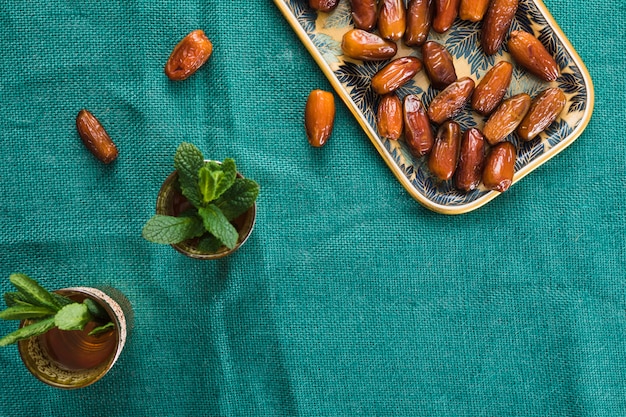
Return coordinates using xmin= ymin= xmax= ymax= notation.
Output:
xmin=544 ymin=119 xmax=573 ymax=147
xmin=279 ymin=0 xmax=591 ymax=209
xmin=293 ymin=2 xmax=316 ymax=33
xmin=311 ymin=33 xmax=342 ymax=64
xmin=324 ymin=1 xmax=352 ymax=28
xmin=516 ymin=139 xmax=545 ymax=169
xmin=559 ymin=71 xmax=587 ymax=115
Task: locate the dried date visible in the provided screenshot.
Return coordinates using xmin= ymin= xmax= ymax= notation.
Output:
xmin=350 ymin=0 xmax=378 ymax=31
xmin=428 ymin=120 xmax=461 ymax=181
xmin=404 ymin=95 xmax=434 ymax=157
xmin=433 ymin=0 xmax=461 ymax=33
xmin=454 ymin=128 xmax=485 ymax=192
xmin=471 ymin=61 xmax=513 ymax=116
xmin=482 ymin=141 xmax=516 ymax=192
xmin=305 ymin=90 xmax=336 ymax=147
xmin=377 ymin=93 xmax=404 ymax=140
xmin=481 ymin=0 xmax=518 ymax=55
xmin=422 ymin=41 xmax=457 ymax=90
xmin=517 ymin=88 xmax=566 ymax=141
xmin=341 ymin=29 xmax=398 ymax=61
xmin=459 ymin=0 xmax=490 ymax=21
xmin=371 ymin=56 xmax=423 ymax=95
xmin=507 ymin=30 xmax=560 ymax=82
xmin=165 ymin=30 xmax=213 ymax=81
xmin=378 ymin=0 xmax=407 ymax=41
xmin=427 ymin=77 xmax=475 ymax=124
xmin=483 ymin=93 xmax=531 ymax=145
xmin=76 ymin=109 xmax=119 ymax=164
xmin=404 ymin=0 xmax=433 ymax=47
xmin=309 ymin=0 xmax=340 ymax=12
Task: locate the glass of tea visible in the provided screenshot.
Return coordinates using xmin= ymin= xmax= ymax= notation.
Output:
xmin=155 ymin=166 xmax=257 ymax=260
xmin=17 ymin=287 xmax=132 ymax=389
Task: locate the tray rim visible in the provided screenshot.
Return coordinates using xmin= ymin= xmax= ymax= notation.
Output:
xmin=273 ymin=0 xmax=595 ymax=215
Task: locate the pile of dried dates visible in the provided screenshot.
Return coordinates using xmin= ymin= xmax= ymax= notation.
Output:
xmin=310 ymin=0 xmax=566 ymax=193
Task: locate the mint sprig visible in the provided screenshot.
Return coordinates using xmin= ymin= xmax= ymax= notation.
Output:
xmin=174 ymin=142 xmax=204 ymax=207
xmin=9 ymin=273 xmax=60 ymax=311
xmin=0 ymin=274 xmax=116 ymax=346
xmin=215 ymin=178 xmax=260 ymax=221
xmin=198 ymin=204 xmax=239 ymax=249
xmin=142 ymin=214 xmax=205 ymax=244
xmin=143 ymin=143 xmax=259 ymax=252
xmin=0 ymin=317 xmax=56 ymax=347
xmin=0 ymin=305 xmax=57 ymax=320
xmin=4 ymin=292 xmax=32 ymax=307
xmin=198 ymin=159 xmax=236 ymax=203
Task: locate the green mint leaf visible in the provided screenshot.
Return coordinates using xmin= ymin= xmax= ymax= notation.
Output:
xmin=197 ymin=234 xmax=224 ymax=253
xmin=142 ymin=214 xmax=205 ymax=244
xmin=55 ymin=303 xmax=92 ymax=331
xmin=173 ymin=142 xmax=204 ymax=207
xmin=197 ymin=204 xmax=239 ymax=249
xmin=0 ymin=317 xmax=56 ymax=347
xmin=4 ymin=292 xmax=34 ymax=307
xmin=215 ymin=158 xmax=237 ymax=199
xmin=88 ymin=322 xmax=115 ymax=337
xmin=215 ymin=178 xmax=260 ymax=220
xmin=198 ymin=165 xmax=223 ymax=203
xmin=52 ymin=293 xmax=75 ymax=307
xmin=206 ymin=161 xmax=221 ymax=171
xmin=0 ymin=305 xmax=56 ymax=320
xmin=198 ymin=159 xmax=237 ymax=203
xmin=9 ymin=273 xmax=61 ymax=311
xmin=83 ymin=299 xmax=110 ymax=321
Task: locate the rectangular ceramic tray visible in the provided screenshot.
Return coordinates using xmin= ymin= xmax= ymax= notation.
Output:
xmin=274 ymin=0 xmax=594 ymax=214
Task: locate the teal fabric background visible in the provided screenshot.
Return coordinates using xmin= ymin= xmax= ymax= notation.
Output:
xmin=0 ymin=0 xmax=624 ymax=415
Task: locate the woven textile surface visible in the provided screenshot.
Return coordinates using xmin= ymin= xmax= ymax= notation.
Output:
xmin=0 ymin=0 xmax=624 ymax=415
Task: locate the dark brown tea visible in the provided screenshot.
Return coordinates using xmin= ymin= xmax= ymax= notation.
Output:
xmin=39 ymin=293 xmax=118 ymax=371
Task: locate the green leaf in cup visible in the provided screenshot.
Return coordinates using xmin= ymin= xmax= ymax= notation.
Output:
xmin=0 ymin=317 xmax=56 ymax=347
xmin=0 ymin=274 xmax=117 ymax=347
xmin=0 ymin=305 xmax=56 ymax=321
xmin=55 ymin=303 xmax=92 ymax=331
